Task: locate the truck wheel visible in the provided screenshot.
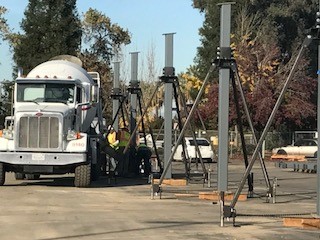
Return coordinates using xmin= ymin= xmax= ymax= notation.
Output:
xmin=25 ymin=174 xmax=40 ymax=180
xmin=0 ymin=163 xmax=5 ymax=186
xmin=74 ymin=164 xmax=91 ymax=187
xmin=15 ymin=173 xmax=25 ymax=180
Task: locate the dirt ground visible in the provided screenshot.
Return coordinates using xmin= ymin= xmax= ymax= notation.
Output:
xmin=0 ymin=159 xmax=319 ymax=240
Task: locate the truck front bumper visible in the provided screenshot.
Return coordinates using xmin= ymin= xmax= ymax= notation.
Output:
xmin=0 ymin=152 xmax=87 ymax=165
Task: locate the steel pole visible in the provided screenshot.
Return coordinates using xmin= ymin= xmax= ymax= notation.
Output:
xmin=113 ymin=62 xmax=120 ymax=131
xmin=163 ymin=33 xmax=175 ymax=179
xmin=317 ymin=37 xmax=320 ymax=216
xmin=217 ymin=2 xmax=232 ymax=199
xmin=130 ymin=52 xmax=139 ymax=139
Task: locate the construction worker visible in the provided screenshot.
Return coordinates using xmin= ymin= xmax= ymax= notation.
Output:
xmin=101 ymin=126 xmax=119 ymax=169
xmin=136 ymin=142 xmax=152 ymax=177
xmin=107 ymin=126 xmax=119 ymax=149
xmin=116 ymin=127 xmax=131 ymax=176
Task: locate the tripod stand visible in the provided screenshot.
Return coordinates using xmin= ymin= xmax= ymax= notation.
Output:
xmin=220 ymin=13 xmax=320 ymax=223
xmin=127 ymin=82 xmax=164 ymax=173
xmin=161 ymin=67 xmax=209 ymax=181
xmin=107 ymin=82 xmax=164 ymax=175
xmin=151 ymin=50 xmax=274 ymax=202
xmin=123 ymin=66 xmax=211 ymax=182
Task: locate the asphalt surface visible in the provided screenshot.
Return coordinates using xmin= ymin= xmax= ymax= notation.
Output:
xmin=0 ymin=160 xmax=319 ymax=240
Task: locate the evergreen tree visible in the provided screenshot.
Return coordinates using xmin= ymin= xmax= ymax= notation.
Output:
xmin=0 ymin=6 xmax=9 ymax=44
xmin=10 ymin=0 xmax=81 ymax=74
xmin=0 ymin=81 xmax=14 ymax=125
xmin=0 ymin=6 xmax=13 ymax=125
xmin=192 ymin=0 xmax=247 ymax=79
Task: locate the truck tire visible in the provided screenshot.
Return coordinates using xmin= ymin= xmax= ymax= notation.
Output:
xmin=15 ymin=173 xmax=25 ymax=180
xmin=74 ymin=164 xmax=91 ymax=187
xmin=0 ymin=163 xmax=5 ymax=186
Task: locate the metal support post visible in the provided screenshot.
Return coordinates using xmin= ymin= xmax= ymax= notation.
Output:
xmin=272 ymin=177 xmax=277 ymax=204
xmin=217 ymin=2 xmax=233 ymax=226
xmin=129 ymin=52 xmax=139 ymax=142
xmin=220 ymin=192 xmax=225 ymax=227
xmin=126 ymin=52 xmax=139 ymax=176
xmin=113 ymin=62 xmax=121 ymax=131
xmin=317 ymin=15 xmax=320 ymax=215
xmin=163 ymin=33 xmax=175 ymax=179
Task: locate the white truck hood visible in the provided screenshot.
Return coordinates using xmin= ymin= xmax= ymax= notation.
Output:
xmin=15 ymin=103 xmax=73 ymax=116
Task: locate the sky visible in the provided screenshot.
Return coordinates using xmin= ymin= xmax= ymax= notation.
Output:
xmin=0 ymin=0 xmax=204 ymax=81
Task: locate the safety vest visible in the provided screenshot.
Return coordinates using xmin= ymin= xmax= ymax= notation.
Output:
xmin=138 ymin=143 xmax=151 ymax=151
xmin=107 ymin=131 xmax=119 ymax=149
xmin=118 ymin=129 xmax=130 ymax=147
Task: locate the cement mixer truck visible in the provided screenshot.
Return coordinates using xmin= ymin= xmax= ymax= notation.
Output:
xmin=0 ymin=56 xmax=106 ymax=187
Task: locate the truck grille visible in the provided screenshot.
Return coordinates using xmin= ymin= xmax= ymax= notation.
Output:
xmin=19 ymin=116 xmax=59 ymax=149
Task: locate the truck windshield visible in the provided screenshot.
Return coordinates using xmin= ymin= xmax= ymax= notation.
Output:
xmin=17 ymin=83 xmax=75 ymax=103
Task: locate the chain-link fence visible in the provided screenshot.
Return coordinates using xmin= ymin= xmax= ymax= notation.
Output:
xmin=146 ymin=128 xmax=317 ymax=158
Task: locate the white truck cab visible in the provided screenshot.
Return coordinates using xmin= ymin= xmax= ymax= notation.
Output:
xmin=0 ymin=57 xmax=105 ymax=187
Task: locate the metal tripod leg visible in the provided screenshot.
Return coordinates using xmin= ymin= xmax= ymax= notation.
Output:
xmin=230 ymin=70 xmax=254 ymax=196
xmin=175 ymin=83 xmax=208 ymax=177
xmin=123 ymin=81 xmax=162 ymax=154
xmin=196 ymin=108 xmax=218 ymax=159
xmin=137 ymin=93 xmax=163 ymax=172
xmin=172 ymin=83 xmax=191 ymax=179
xmin=106 ymin=95 xmax=128 ymax=137
xmin=229 ymin=37 xmax=312 ymax=210
xmin=231 ymin=62 xmax=272 ymax=196
xmin=157 ymin=63 xmax=217 ymax=185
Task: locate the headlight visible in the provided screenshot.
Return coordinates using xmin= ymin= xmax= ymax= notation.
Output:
xmin=2 ymin=129 xmax=14 ymax=140
xmin=67 ymin=129 xmax=81 ymax=140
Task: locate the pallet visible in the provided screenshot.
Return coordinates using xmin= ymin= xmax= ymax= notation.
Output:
xmin=153 ymin=178 xmax=187 ymax=186
xmin=198 ymin=191 xmax=247 ymax=201
xmin=271 ymin=154 xmax=306 ymax=161
xmin=283 ymin=217 xmax=320 ymax=229
xmin=276 ymin=161 xmax=317 ymax=173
